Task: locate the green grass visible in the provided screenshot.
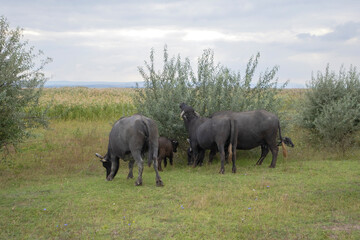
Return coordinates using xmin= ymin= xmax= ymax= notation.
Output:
xmin=1 ymin=120 xmax=359 ymax=239
xmin=1 ymin=160 xmax=359 ymax=239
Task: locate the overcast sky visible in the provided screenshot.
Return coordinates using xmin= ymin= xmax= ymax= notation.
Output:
xmin=2 ymin=0 xmax=360 ymax=87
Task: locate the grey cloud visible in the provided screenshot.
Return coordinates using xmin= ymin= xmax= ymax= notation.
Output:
xmin=297 ymin=22 xmax=360 ymax=41
xmin=321 ymin=22 xmax=360 ymax=41
xmin=1 ymin=0 xmax=360 ymax=87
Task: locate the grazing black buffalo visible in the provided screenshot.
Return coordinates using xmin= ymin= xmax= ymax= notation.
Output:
xmin=208 ymin=110 xmax=291 ymax=168
xmin=95 ymin=114 xmax=163 ymax=186
xmin=157 ymin=137 xmax=178 ymax=171
xmin=180 ymin=103 xmax=237 ymax=174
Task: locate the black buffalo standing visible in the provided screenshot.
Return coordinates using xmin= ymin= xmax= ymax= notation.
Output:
xmin=180 ymin=103 xmax=237 ymax=174
xmin=157 ymin=137 xmax=178 ymax=171
xmin=95 ymin=114 xmax=163 ymax=186
xmin=209 ymin=110 xmax=290 ymax=168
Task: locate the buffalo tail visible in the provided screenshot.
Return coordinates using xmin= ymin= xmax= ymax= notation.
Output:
xmin=278 ymin=121 xmax=288 ymax=158
xmin=228 ymin=118 xmax=237 ymax=163
xmin=228 ymin=144 xmax=232 ymax=163
xmin=281 ymin=141 xmax=288 ymax=158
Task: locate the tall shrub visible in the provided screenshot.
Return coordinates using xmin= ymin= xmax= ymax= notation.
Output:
xmin=134 ymin=46 xmax=286 ymax=141
xmin=135 ymin=46 xmax=194 ymax=138
xmin=0 ymin=16 xmax=51 ymax=153
xmin=299 ymin=65 xmax=360 ymax=150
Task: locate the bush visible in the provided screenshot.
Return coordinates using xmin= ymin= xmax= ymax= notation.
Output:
xmin=134 ymin=46 xmax=287 ymax=141
xmin=299 ymin=65 xmax=360 ymax=150
xmin=0 ymin=16 xmax=51 ymax=153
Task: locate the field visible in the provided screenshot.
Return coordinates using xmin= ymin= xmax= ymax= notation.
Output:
xmin=1 ymin=88 xmax=359 ymax=239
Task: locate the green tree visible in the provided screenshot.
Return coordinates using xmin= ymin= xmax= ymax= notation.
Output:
xmin=0 ymin=16 xmax=52 ymax=153
xmin=135 ymin=46 xmax=194 ymax=138
xmin=299 ymin=64 xmax=360 ymax=151
xmin=135 ymin=46 xmax=286 ymax=141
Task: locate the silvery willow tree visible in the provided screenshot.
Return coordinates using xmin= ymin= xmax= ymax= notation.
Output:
xmin=0 ymin=16 xmax=52 ymax=154
xmin=298 ymin=64 xmax=360 ymax=152
xmin=134 ymin=46 xmax=287 ymax=141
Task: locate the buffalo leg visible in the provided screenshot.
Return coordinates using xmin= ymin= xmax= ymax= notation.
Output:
xmin=269 ymin=145 xmax=279 ymax=168
xmin=192 ymin=149 xmax=198 ymax=168
xmin=218 ymin=145 xmax=225 ymax=174
xmin=197 ymin=150 xmax=205 ymax=166
xmin=131 ymin=151 xmax=144 ymax=186
xmin=208 ymin=149 xmax=216 ymax=164
xmin=127 ymin=160 xmax=134 ymax=179
xmin=157 ymin=157 xmax=163 ymax=171
xmin=187 ymin=148 xmax=193 ymax=165
xmin=169 ymin=154 xmax=173 ymax=166
xmin=107 ymin=157 xmax=119 ymax=181
xmin=164 ymin=157 xmax=167 ymax=168
xmin=256 ymin=145 xmax=269 ymax=166
xmin=152 ymin=156 xmax=164 ymax=186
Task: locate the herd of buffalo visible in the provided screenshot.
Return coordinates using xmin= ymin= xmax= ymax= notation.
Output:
xmin=95 ymin=103 xmax=294 ymax=186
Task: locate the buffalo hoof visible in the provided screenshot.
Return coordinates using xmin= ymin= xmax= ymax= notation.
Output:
xmin=127 ymin=174 xmax=134 ymax=179
xmin=135 ymin=180 xmax=142 ymax=186
xmin=269 ymin=165 xmax=276 ymax=168
xmin=156 ymin=179 xmax=164 ymax=187
xmin=106 ymin=176 xmax=113 ymax=181
xmin=219 ymin=169 xmax=225 ymax=174
xmin=232 ymin=168 xmax=236 ymax=173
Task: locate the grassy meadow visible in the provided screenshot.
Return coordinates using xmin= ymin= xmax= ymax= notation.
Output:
xmin=1 ymin=88 xmax=359 ymax=239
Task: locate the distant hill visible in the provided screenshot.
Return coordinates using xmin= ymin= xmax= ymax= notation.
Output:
xmin=44 ymin=81 xmax=144 ymax=88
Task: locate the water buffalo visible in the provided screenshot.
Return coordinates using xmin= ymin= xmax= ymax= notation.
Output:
xmin=95 ymin=114 xmax=163 ymax=186
xmin=180 ymin=103 xmax=237 ymax=174
xmin=209 ymin=110 xmax=290 ymax=168
xmin=157 ymin=137 xmax=178 ymax=171
xmin=190 ymin=136 xmax=294 ymax=166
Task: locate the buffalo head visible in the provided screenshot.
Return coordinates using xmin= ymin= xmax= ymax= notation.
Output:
xmin=283 ymin=137 xmax=295 ymax=147
xmin=171 ymin=140 xmax=179 ymax=153
xmin=179 ymin=103 xmax=200 ymax=121
xmin=95 ymin=153 xmax=111 ymax=180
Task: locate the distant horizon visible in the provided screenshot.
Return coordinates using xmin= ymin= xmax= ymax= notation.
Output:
xmin=44 ymin=80 xmax=144 ymax=88
xmin=44 ymin=80 xmax=306 ymax=89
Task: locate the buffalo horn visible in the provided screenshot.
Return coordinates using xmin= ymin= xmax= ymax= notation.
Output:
xmin=95 ymin=153 xmax=107 ymax=162
xmin=180 ymin=111 xmax=185 ymax=118
xmin=194 ymin=111 xmax=200 ymax=117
